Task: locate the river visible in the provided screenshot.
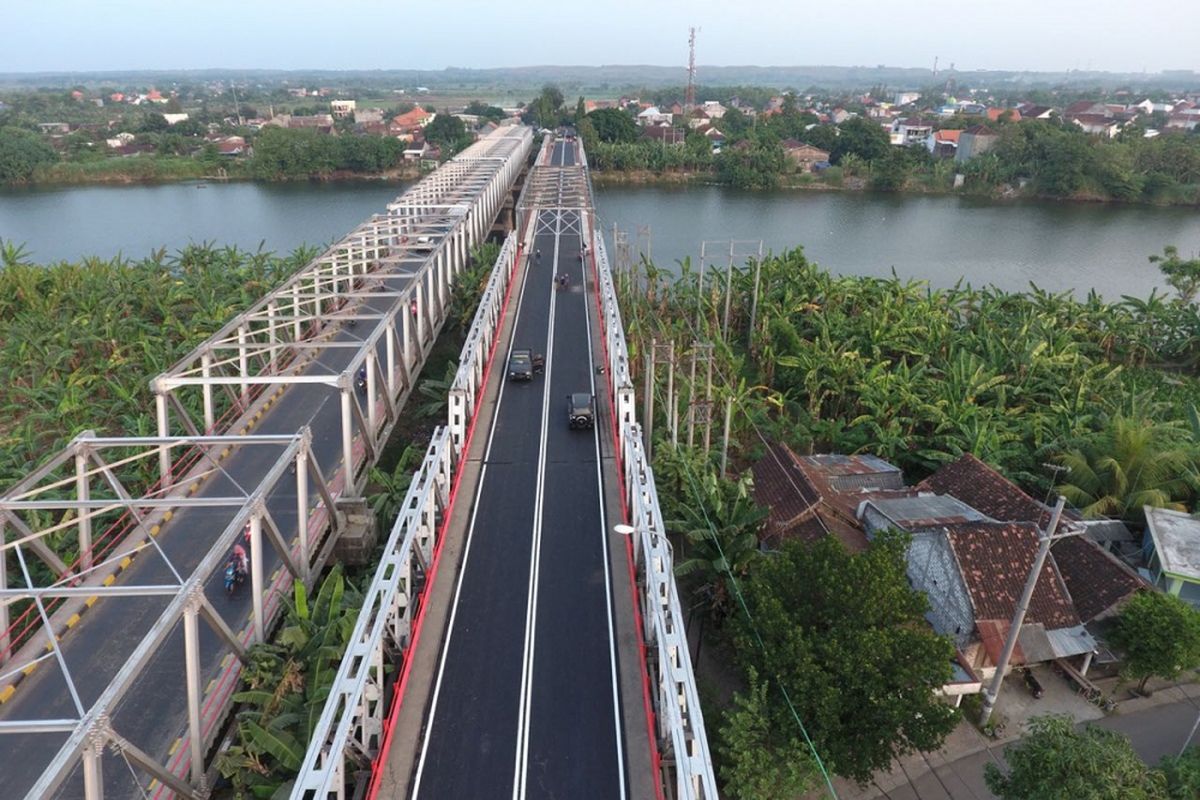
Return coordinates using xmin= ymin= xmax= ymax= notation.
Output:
xmin=2 ymin=180 xmax=1198 ymax=298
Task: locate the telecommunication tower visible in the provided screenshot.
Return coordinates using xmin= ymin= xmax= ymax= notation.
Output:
xmin=685 ymin=27 xmax=697 ymax=113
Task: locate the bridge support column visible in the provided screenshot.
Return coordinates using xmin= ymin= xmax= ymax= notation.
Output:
xmin=74 ymin=447 xmax=93 ymax=571
xmin=237 ymin=324 xmax=249 ymax=403
xmin=183 ymin=593 xmax=206 ymax=787
xmin=366 ymin=351 xmax=379 ymax=435
xmin=449 ymin=388 xmax=469 ymax=457
xmin=385 ymin=321 xmax=398 ymax=397
xmin=155 ymin=390 xmax=171 ymax=486
xmin=296 ymin=445 xmax=310 ymax=582
xmin=340 ymin=388 xmax=355 ymax=496
xmin=250 ymin=513 xmax=265 ymax=643
xmin=82 ymin=726 xmax=105 ymax=800
xmin=200 ymin=352 xmax=214 ymax=433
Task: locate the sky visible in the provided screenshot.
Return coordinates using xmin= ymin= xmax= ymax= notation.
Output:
xmin=3 ymin=0 xmax=1197 ymax=75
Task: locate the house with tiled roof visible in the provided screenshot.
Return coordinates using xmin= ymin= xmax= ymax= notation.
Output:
xmin=930 ymin=128 xmax=961 ymax=159
xmin=918 ymin=454 xmax=1147 ymax=625
xmin=751 ymin=445 xmax=906 ymax=552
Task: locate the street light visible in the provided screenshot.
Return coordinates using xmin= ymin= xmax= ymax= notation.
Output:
xmin=613 ymin=524 xmax=635 ymax=537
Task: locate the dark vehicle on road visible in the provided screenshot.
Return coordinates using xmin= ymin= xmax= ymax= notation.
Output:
xmin=509 ymin=349 xmax=534 ymax=381
xmin=567 ymin=392 xmax=595 ymax=429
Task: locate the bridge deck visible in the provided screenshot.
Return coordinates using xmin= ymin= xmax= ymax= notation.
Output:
xmin=375 ymin=136 xmax=655 ymax=799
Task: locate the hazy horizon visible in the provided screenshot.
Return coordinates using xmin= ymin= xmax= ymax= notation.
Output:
xmin=5 ymin=0 xmax=1198 ymax=75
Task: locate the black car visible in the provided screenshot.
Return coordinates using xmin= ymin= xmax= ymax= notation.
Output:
xmin=567 ymin=392 xmax=595 ymax=429
xmin=508 ymin=349 xmax=534 ymax=381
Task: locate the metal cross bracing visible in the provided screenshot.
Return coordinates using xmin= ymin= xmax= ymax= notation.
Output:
xmin=583 ymin=159 xmax=720 ymax=798
xmin=152 ymin=126 xmax=532 ymax=497
xmin=0 ymin=126 xmax=532 ymax=800
xmin=0 ymin=431 xmax=334 ymax=800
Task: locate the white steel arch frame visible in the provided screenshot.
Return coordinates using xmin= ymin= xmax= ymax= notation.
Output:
xmin=0 ymin=431 xmax=332 ymax=800
xmin=292 ymin=222 xmax=525 ymax=798
xmin=152 ymin=127 xmax=532 ymax=496
xmin=580 ymin=146 xmax=720 ymax=799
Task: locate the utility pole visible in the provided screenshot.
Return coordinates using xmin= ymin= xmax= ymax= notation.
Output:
xmin=747 ymin=241 xmax=764 ymax=351
xmin=687 ymin=343 xmax=698 ymax=448
xmin=980 ymin=496 xmax=1068 ymax=726
xmin=722 ymin=241 xmax=735 ymax=343
xmin=666 ymin=340 xmax=677 ymax=447
xmin=703 ymin=350 xmax=714 ymax=453
xmin=644 ymin=337 xmax=656 ymax=457
xmin=719 ymin=394 xmax=734 ymax=478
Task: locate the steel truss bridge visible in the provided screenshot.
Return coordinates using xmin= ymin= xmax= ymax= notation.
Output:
xmin=0 ymin=126 xmax=716 ymax=800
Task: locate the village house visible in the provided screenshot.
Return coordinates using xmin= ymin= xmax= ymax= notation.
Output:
xmin=162 ymin=113 xmax=190 ymax=126
xmin=354 ymin=107 xmax=385 ymax=125
xmin=780 ymin=140 xmax=830 ymax=171
xmin=636 ymin=106 xmax=673 ymax=126
xmin=1144 ymin=507 xmax=1200 ymax=606
xmin=640 ymin=126 xmax=687 ymax=146
xmin=955 ymin=125 xmax=998 ymax=162
xmin=330 ymin=99 xmax=356 ymax=119
xmin=390 ymin=106 xmax=436 ymax=140
xmin=891 ymin=118 xmax=933 ymax=148
xmin=929 ymin=128 xmax=961 ymax=158
xmin=1071 ymin=114 xmax=1123 ymax=138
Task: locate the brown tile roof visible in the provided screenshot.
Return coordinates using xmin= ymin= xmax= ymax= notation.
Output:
xmin=1052 ymin=536 xmax=1147 ymax=622
xmin=945 ymin=521 xmax=1081 ymax=630
xmin=751 ymin=443 xmax=819 ymax=531
xmin=918 ymin=454 xmax=1051 ymax=527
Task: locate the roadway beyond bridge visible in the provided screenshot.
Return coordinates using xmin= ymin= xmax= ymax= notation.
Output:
xmin=294 ymin=131 xmax=718 ymax=800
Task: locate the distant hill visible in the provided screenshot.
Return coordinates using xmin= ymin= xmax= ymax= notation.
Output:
xmin=2 ymin=64 xmax=1198 ymax=94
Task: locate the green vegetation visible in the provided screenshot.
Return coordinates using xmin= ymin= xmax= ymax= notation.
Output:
xmin=726 ymin=533 xmax=958 ymax=785
xmin=1108 ymin=591 xmax=1200 ymax=694
xmin=251 ymin=127 xmax=404 ymax=179
xmin=614 ymin=241 xmax=1200 ymax=795
xmin=0 ymin=125 xmax=58 ymax=182
xmin=216 ymin=566 xmax=363 ymax=797
xmin=985 ymin=715 xmax=1169 ymax=800
xmin=0 ymin=241 xmax=309 ymax=488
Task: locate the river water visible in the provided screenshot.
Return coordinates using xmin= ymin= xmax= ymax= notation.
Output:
xmin=2 ymin=180 xmax=1198 ymax=298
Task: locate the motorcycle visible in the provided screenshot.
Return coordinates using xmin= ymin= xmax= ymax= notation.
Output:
xmin=224 ymin=562 xmax=245 ymax=595
xmin=1020 ymin=666 xmax=1044 ymax=699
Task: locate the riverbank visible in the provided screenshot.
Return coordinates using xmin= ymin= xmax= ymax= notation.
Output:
xmin=16 ymin=157 xmax=423 ymax=187
xmin=590 ymin=166 xmax=1200 ymax=207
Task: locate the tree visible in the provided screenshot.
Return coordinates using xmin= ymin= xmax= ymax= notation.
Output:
xmin=730 ymin=532 xmax=958 ymax=783
xmin=985 ymin=715 xmax=1168 ymax=800
xmin=138 ymin=112 xmax=170 ymax=133
xmin=1054 ymin=414 xmax=1199 ymax=524
xmin=424 ymin=114 xmax=469 ymax=152
xmin=1108 ymin=590 xmax=1200 ymax=694
xmin=1159 ymin=746 xmax=1200 ymax=799
xmin=719 ymin=668 xmax=816 ymax=799
xmin=1150 ymin=245 xmax=1200 ymax=305
xmin=527 ymin=84 xmax=564 ymax=128
xmin=831 ymin=116 xmax=890 ymax=164
xmin=0 ymin=126 xmax=57 ymax=182
xmin=586 ymin=108 xmax=637 ymax=144
xmin=463 ymin=100 xmax=505 ymax=124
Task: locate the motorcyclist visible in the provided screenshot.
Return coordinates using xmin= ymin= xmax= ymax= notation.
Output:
xmin=557 ymin=273 xmax=569 ymax=290
xmin=232 ymin=543 xmax=248 ymax=577
xmin=356 ymin=364 xmax=367 ymax=390
xmin=535 ymin=248 xmax=541 ymax=260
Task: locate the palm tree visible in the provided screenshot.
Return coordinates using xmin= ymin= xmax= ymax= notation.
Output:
xmin=1055 ymin=414 xmax=1200 ymax=524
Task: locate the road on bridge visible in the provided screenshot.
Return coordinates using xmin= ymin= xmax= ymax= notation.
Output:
xmin=0 ymin=251 xmax=420 ymax=798
xmin=407 ymin=137 xmax=631 ymax=799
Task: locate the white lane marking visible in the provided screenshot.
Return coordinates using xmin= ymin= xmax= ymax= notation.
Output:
xmin=513 ymin=210 xmax=560 ymax=799
xmin=412 ymin=233 xmax=538 ymax=798
xmin=581 ymin=221 xmax=629 ymax=799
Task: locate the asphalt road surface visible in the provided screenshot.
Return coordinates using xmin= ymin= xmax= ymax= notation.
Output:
xmin=411 ymin=138 xmax=628 ymax=799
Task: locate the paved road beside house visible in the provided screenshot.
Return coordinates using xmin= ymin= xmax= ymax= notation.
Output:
xmin=830 ymin=675 xmax=1200 ymax=800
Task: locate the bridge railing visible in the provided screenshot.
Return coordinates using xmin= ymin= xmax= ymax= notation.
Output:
xmin=448 ymin=231 xmax=518 ymax=455
xmin=587 ymin=185 xmax=720 ymax=798
xmin=291 ymin=427 xmax=452 ymax=800
xmin=293 ymin=225 xmax=522 ymax=799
